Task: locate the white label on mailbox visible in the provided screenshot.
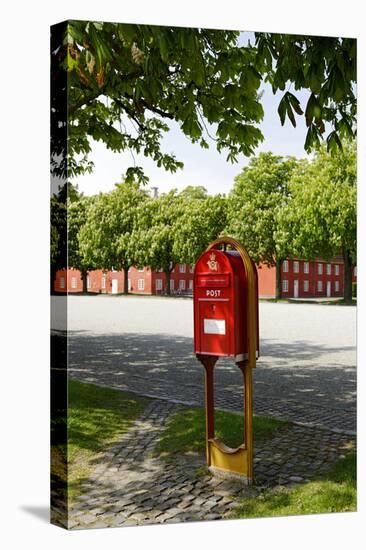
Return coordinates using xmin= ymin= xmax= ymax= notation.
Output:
xmin=204 ymin=319 xmax=226 ymax=335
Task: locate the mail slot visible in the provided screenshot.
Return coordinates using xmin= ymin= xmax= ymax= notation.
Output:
xmin=193 ymin=248 xmax=259 ymax=361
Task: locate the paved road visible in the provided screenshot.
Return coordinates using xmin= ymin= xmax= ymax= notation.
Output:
xmin=53 ymin=295 xmax=356 ymax=433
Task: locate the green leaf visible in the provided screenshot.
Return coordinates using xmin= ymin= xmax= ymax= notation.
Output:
xmin=304 ymin=126 xmax=313 ymax=151
xmin=286 ymin=100 xmax=296 ymax=127
xmin=158 ymin=33 xmax=169 ymax=63
xmin=277 ymin=95 xmax=287 ymax=126
xmin=287 ymin=92 xmax=303 ymax=116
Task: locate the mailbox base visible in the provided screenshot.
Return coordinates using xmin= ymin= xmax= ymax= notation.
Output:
xmin=207 ymin=438 xmax=252 ymax=484
xmin=198 ymin=353 xmax=254 ymax=484
xmin=208 ymin=466 xmax=252 ymax=485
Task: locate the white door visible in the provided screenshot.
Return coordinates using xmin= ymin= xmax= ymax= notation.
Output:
xmin=294 ymin=279 xmax=299 ymax=298
xmin=327 ymin=281 xmax=331 ymax=297
xmin=112 ymin=279 xmax=118 ymax=294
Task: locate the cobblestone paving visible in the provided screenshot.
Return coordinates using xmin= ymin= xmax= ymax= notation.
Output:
xmin=67 ymin=399 xmax=355 ymax=530
xmin=66 ymin=331 xmax=356 ymax=434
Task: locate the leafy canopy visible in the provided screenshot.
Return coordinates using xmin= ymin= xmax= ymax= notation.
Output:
xmin=129 ymin=188 xmax=227 ymax=272
xmin=275 ymin=141 xmax=356 ymax=263
xmin=51 ymin=22 xmax=356 ymax=183
xmin=67 ymin=195 xmax=96 ymax=271
xmin=78 ymin=181 xmax=149 ymax=270
xmin=227 ymin=152 xmax=299 ymax=265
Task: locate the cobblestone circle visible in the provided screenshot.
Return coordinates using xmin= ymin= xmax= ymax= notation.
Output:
xmin=66 ymin=398 xmax=355 ymax=530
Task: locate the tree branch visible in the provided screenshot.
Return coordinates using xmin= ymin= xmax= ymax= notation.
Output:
xmin=140 ymin=99 xmax=175 ymax=120
xmin=112 ymin=98 xmax=147 ymax=131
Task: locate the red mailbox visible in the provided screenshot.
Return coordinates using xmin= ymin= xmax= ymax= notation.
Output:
xmin=194 ymin=248 xmax=259 ymax=361
xmin=193 ymin=238 xmax=259 ymax=482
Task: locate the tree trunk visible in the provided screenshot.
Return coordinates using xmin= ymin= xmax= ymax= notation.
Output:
xmin=165 ymin=268 xmax=171 ymax=296
xmin=81 ymin=269 xmax=88 ymax=294
xmin=343 ymin=249 xmax=353 ymax=303
xmin=275 ymin=259 xmax=282 ymax=300
xmin=50 ymin=265 xmax=57 ymax=295
xmin=123 ymin=265 xmax=129 ymax=295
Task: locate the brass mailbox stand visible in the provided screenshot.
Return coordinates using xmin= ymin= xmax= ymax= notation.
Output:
xmin=196 ymin=237 xmax=257 ymax=484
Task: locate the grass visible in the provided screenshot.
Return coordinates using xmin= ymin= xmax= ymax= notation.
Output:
xmin=153 ymin=407 xmax=288 ymax=459
xmin=231 ymin=452 xmax=356 ymax=519
xmin=52 ymin=380 xmax=147 ymax=503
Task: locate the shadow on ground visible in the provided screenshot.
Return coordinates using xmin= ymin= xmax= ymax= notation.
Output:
xmin=50 ymin=331 xmax=356 ymax=432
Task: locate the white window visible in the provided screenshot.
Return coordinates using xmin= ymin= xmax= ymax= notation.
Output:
xmin=87 ymin=275 xmax=91 ymax=289
xmin=59 ymin=276 xmax=65 ymax=289
xmin=101 ymin=275 xmax=106 ymax=289
xmin=179 ymin=279 xmax=186 ymax=290
xmin=156 ymin=279 xmax=163 ymax=291
xmin=170 ymin=279 xmax=175 ymax=291
xmin=317 ymin=263 xmax=323 ymax=275
xmin=137 ymin=268 xmax=144 ymax=272
xmin=335 ymin=281 xmax=340 ymax=292
xmin=179 ymin=264 xmax=186 ymax=273
xmin=189 ymin=279 xmax=193 ymax=290
xmin=304 ymin=262 xmax=309 ymax=274
xmin=282 ymin=279 xmax=289 ymax=292
xmin=189 ymin=265 xmax=194 ymax=273
xmin=354 ymin=266 xmax=357 ymax=277
xmin=282 ymin=260 xmax=289 ymax=273
xmin=71 ymin=277 xmax=77 ymax=289
xmin=335 ymin=264 xmax=340 ymax=276
xmin=128 ymin=279 xmax=132 ymax=291
xmin=327 ymin=263 xmax=332 ymax=275
xmin=293 ymin=261 xmax=299 ymax=273
xmin=138 ymin=279 xmax=145 ymax=291
xmin=157 ymin=268 xmax=163 ymax=272
xmin=317 ymin=280 xmax=323 ymax=292
xmin=303 ymin=280 xmax=309 ymax=292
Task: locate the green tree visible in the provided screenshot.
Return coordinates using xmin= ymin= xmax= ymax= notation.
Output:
xmin=51 ymin=22 xmax=356 ymax=182
xmin=50 ymin=195 xmax=66 ymax=294
xmin=173 ymin=192 xmax=227 ymax=265
xmin=129 ymin=188 xmax=227 ymax=294
xmin=51 ymin=182 xmax=82 ymax=293
xmin=78 ymin=181 xmax=149 ymax=294
xmin=129 ymin=190 xmax=183 ymax=295
xmin=227 ymin=153 xmax=299 ymax=298
xmin=67 ymin=195 xmax=96 ymax=293
xmin=178 ymin=185 xmax=208 ymax=200
xmin=276 ymin=142 xmax=356 ymax=302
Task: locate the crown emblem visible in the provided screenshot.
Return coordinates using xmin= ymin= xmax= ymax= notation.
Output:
xmin=207 ymin=252 xmax=218 ymax=271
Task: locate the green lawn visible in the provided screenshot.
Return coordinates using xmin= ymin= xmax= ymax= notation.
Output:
xmin=231 ymin=452 xmax=356 ymax=518
xmin=53 ymin=380 xmax=148 ymax=502
xmin=153 ymin=407 xmax=288 ymax=459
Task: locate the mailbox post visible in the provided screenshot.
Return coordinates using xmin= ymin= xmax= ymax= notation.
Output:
xmin=193 ymin=237 xmax=259 ymax=483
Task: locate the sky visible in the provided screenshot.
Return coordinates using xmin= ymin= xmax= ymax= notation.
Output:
xmin=74 ymin=33 xmax=315 ymax=198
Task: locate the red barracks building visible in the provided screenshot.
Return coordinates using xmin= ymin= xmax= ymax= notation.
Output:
xmin=54 ymin=264 xmax=194 ymax=295
xmin=54 ymin=258 xmax=356 ymax=298
xmin=258 ymin=257 xmax=347 ymax=299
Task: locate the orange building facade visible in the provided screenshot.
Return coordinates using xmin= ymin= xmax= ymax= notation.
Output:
xmin=54 ymin=258 xmax=356 ymax=298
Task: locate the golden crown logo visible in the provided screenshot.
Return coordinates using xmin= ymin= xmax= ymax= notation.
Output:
xmin=207 ymin=252 xmax=218 ymax=271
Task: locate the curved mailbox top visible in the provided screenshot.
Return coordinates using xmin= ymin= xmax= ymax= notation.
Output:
xmin=193 ymin=247 xmax=258 ymax=362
